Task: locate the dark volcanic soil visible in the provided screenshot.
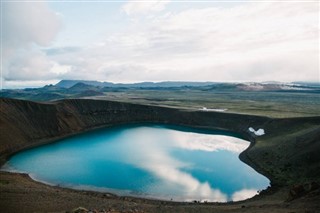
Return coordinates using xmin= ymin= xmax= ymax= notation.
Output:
xmin=0 ymin=98 xmax=320 ymax=212
xmin=1 ymin=172 xmax=320 ymax=213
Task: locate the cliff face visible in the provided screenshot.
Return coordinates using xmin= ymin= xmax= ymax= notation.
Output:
xmin=0 ymin=98 xmax=268 ymax=156
xmin=1 ymin=98 xmax=320 ymax=186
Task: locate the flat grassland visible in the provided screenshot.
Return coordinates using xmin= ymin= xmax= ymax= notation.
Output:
xmin=88 ymin=89 xmax=320 ymax=118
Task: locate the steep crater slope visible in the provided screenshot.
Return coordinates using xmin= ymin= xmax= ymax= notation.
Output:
xmin=0 ymin=98 xmax=320 ymax=200
xmin=0 ymin=98 xmax=268 ymax=160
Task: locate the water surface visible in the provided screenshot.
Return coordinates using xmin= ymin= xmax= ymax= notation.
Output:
xmin=3 ymin=125 xmax=269 ymax=202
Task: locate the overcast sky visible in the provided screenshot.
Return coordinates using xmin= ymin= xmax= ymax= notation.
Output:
xmin=1 ymin=0 xmax=319 ymax=88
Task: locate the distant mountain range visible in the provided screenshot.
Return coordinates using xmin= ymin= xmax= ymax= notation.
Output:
xmin=55 ymin=80 xmax=320 ymax=92
xmin=55 ymin=80 xmax=216 ymax=88
xmin=1 ymin=80 xmax=319 ymax=101
xmin=56 ymin=80 xmax=320 ymax=89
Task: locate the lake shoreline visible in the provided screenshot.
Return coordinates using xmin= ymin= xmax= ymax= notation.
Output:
xmin=2 ymin=170 xmax=319 ymax=213
xmin=3 ymin=124 xmax=269 ymax=202
xmin=1 ymin=98 xmax=319 ymax=212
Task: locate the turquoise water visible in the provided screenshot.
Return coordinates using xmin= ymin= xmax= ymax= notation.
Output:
xmin=3 ymin=125 xmax=269 ymax=202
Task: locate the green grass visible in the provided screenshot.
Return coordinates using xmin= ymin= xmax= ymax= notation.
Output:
xmin=87 ymin=89 xmax=320 ymax=118
xmin=2 ymin=86 xmax=319 ymax=118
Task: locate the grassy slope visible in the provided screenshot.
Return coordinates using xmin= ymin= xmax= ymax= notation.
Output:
xmin=0 ymin=98 xmax=319 ymax=212
xmin=240 ymin=117 xmax=320 ymax=186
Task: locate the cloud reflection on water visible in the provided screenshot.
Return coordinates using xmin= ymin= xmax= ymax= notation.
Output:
xmin=118 ymin=127 xmax=251 ymax=201
xmin=170 ymin=130 xmax=249 ymax=153
xmin=4 ymin=125 xmax=264 ymax=202
xmin=232 ymin=189 xmax=258 ymax=202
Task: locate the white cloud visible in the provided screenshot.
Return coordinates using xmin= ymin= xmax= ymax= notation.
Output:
xmin=80 ymin=2 xmax=318 ymax=83
xmin=50 ymin=62 xmax=72 ymax=75
xmin=3 ymin=2 xmax=319 ymax=88
xmin=4 ymin=49 xmax=71 ymax=81
xmin=2 ymin=1 xmax=62 ymax=87
xmin=122 ymin=0 xmax=170 ymax=15
xmin=232 ymin=189 xmax=258 ymax=201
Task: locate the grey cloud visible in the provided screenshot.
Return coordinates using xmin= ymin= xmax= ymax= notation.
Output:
xmin=2 ymin=1 xmax=62 ymax=84
xmin=44 ymin=47 xmax=82 ymax=56
xmin=4 ymin=49 xmax=70 ymax=81
xmin=2 ymin=2 xmax=61 ymax=48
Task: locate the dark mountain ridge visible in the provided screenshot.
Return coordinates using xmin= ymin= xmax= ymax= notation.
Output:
xmin=56 ymin=80 xmax=216 ymax=88
xmin=1 ymin=80 xmax=319 ymax=103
